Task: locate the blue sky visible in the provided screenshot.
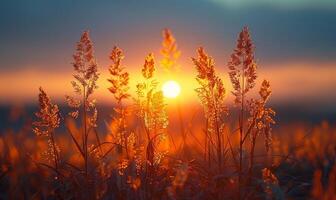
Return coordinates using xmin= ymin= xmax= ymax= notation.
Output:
xmin=0 ymin=0 xmax=336 ymax=71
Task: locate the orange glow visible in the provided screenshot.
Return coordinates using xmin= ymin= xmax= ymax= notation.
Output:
xmin=1 ymin=62 xmax=336 ymax=105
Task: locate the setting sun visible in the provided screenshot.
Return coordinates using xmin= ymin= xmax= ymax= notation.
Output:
xmin=1 ymin=1 xmax=335 ymax=198
xmin=162 ymin=80 xmax=181 ymax=98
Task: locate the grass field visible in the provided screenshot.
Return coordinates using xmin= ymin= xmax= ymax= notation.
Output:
xmin=0 ymin=28 xmax=335 ymax=200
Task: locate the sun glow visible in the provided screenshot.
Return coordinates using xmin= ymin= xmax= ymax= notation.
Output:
xmin=162 ymin=80 xmax=181 ymax=98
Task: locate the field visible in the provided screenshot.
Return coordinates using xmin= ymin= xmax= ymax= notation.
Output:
xmin=0 ymin=27 xmax=335 ymax=200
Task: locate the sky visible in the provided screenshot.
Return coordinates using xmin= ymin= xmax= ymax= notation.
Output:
xmin=0 ymin=0 xmax=336 ymax=113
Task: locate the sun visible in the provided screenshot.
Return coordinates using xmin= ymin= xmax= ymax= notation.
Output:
xmin=162 ymin=80 xmax=181 ymax=99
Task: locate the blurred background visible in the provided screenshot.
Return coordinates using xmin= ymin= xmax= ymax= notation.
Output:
xmin=1 ymin=0 xmax=336 ymax=131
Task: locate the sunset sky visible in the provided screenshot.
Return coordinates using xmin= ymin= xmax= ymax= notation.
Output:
xmin=0 ymin=0 xmax=335 ymax=113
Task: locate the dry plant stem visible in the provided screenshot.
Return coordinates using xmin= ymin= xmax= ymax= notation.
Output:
xmin=144 ymin=82 xmax=155 ymax=175
xmin=66 ymin=126 xmax=85 ymax=158
xmin=228 ymin=27 xmax=262 ymax=199
xmin=246 ymin=113 xmax=261 ymax=185
xmin=204 ymin=119 xmax=213 ymax=169
xmin=145 ymin=79 xmax=151 ymax=143
xmin=204 ymin=119 xmax=219 ymax=168
xmin=205 ymin=120 xmax=212 ymax=168
xmin=204 ymin=119 xmax=208 ymax=164
xmin=139 ymin=96 xmax=152 ymax=188
xmin=207 ymin=83 xmax=224 ymax=173
xmin=50 ymin=130 xmax=59 ymax=170
xmin=68 ymin=31 xmax=99 ymax=179
xmin=248 ymin=133 xmax=257 ymax=184
xmin=238 ymin=67 xmax=245 ymax=200
xmin=119 ymin=101 xmax=129 ymax=158
xmin=222 ymin=126 xmax=229 ymax=166
xmin=83 ymin=86 xmax=88 ymax=176
xmin=93 ymin=128 xmax=102 ymax=154
xmin=213 ymin=94 xmax=223 ymax=172
xmin=33 ymin=87 xmax=62 ymax=175
xmin=123 ymin=112 xmax=129 ymax=158
xmin=107 ymin=46 xmax=131 ymax=158
xmin=227 ymin=132 xmax=239 ymax=169
xmin=193 ymin=47 xmax=227 ymax=173
xmin=141 ymin=79 xmax=153 ymax=198
xmin=245 ymin=111 xmax=269 ymax=186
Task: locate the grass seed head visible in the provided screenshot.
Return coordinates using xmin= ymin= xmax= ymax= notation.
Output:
xmin=33 ymin=87 xmax=60 ymax=137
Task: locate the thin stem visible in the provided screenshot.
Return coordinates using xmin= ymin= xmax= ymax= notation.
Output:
xmin=239 ymin=63 xmax=246 ymax=200
xmin=92 ymin=128 xmax=103 ymax=157
xmin=248 ymin=133 xmax=257 ymax=185
xmin=119 ymin=101 xmax=129 ymax=158
xmin=213 ymin=98 xmax=222 ymax=172
xmin=50 ymin=131 xmax=59 ymax=170
xmin=83 ymin=86 xmax=88 ymax=176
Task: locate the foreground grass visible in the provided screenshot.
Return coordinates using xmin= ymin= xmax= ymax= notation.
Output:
xmin=0 ymin=28 xmax=335 ymax=200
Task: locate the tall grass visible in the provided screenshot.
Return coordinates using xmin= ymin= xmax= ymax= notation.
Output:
xmin=0 ymin=27 xmax=334 ymax=199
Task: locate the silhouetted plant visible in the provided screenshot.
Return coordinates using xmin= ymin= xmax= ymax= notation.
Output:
xmin=135 ymin=53 xmax=169 ymax=198
xmin=228 ymin=26 xmax=275 ymax=198
xmin=9 ymin=27 xmax=301 ymax=200
xmin=65 ymin=31 xmax=100 ymax=177
xmin=192 ymin=47 xmax=228 ymax=173
xmin=107 ymin=46 xmax=131 ymax=157
xmin=33 ymin=87 xmax=60 ymax=171
xmin=160 ymin=28 xmax=181 ymax=73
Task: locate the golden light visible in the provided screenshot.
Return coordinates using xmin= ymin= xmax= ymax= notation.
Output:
xmin=162 ymin=80 xmax=181 ymax=98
